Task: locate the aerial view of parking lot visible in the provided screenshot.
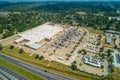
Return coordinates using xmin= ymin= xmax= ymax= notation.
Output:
xmin=0 ymin=0 xmax=120 ymax=80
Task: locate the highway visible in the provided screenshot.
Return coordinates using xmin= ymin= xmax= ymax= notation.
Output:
xmin=0 ymin=53 xmax=76 ymax=80
xmin=0 ymin=66 xmax=27 ymax=80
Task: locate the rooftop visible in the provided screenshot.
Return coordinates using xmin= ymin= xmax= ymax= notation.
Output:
xmin=106 ymin=37 xmax=112 ymax=44
xmin=82 ymin=55 xmax=101 ymax=68
xmin=105 ymin=30 xmax=120 ymax=35
xmin=112 ymin=51 xmax=120 ymax=67
xmin=14 ymin=23 xmax=63 ymax=47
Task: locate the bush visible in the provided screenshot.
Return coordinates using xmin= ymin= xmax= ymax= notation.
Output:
xmin=0 ymin=44 xmax=3 ymax=50
xmin=114 ymin=45 xmax=117 ymax=49
xmin=71 ymin=64 xmax=77 ymax=70
xmin=100 ymin=47 xmax=104 ymax=52
xmin=79 ymin=63 xmax=82 ymax=66
xmin=19 ymin=48 xmax=24 ymax=54
xmin=35 ymin=55 xmax=39 ymax=59
xmin=72 ymin=60 xmax=77 ymax=64
xmin=82 ymin=49 xmax=87 ymax=55
xmin=9 ymin=45 xmax=14 ymax=49
xmin=39 ymin=56 xmax=44 ymax=60
xmin=101 ymin=53 xmax=106 ymax=59
xmin=78 ymin=50 xmax=82 ymax=54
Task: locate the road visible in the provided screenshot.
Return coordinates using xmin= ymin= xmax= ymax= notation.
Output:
xmin=0 ymin=66 xmax=27 ymax=80
xmin=0 ymin=53 xmax=76 ymax=80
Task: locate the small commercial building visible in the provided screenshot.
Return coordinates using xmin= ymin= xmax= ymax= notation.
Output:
xmin=106 ymin=37 xmax=112 ymax=44
xmin=82 ymin=55 xmax=101 ymax=68
xmin=112 ymin=51 xmax=120 ymax=67
xmin=105 ymin=30 xmax=120 ymax=35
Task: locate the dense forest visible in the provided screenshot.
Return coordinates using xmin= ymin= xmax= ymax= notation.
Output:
xmin=0 ymin=1 xmax=120 ymax=39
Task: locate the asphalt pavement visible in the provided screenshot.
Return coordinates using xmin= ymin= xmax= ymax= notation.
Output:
xmin=0 ymin=53 xmax=76 ymax=80
xmin=0 ymin=65 xmax=27 ymax=80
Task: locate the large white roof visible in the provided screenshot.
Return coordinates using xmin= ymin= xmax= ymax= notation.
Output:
xmin=17 ymin=23 xmax=63 ymax=45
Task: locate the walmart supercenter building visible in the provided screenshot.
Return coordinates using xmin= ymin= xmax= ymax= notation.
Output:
xmin=14 ymin=23 xmax=63 ymax=50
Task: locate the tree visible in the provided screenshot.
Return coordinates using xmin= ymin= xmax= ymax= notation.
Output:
xmin=107 ymin=49 xmax=112 ymax=57
xmin=101 ymin=53 xmax=106 ymax=59
xmin=78 ymin=50 xmax=82 ymax=54
xmin=0 ymin=44 xmax=3 ymax=50
xmin=2 ymin=31 xmax=14 ymax=39
xmin=114 ymin=45 xmax=117 ymax=49
xmin=97 ymin=41 xmax=100 ymax=45
xmin=110 ymin=65 xmax=114 ymax=73
xmin=53 ymin=50 xmax=56 ymax=53
xmin=82 ymin=49 xmax=87 ymax=55
xmin=108 ymin=56 xmax=113 ymax=63
xmin=71 ymin=64 xmax=77 ymax=70
xmin=100 ymin=47 xmax=104 ymax=52
xmin=19 ymin=48 xmax=24 ymax=54
xmin=107 ymin=52 xmax=111 ymax=57
xmin=9 ymin=45 xmax=14 ymax=49
xmin=103 ymin=74 xmax=112 ymax=80
xmin=84 ymin=51 xmax=87 ymax=55
xmin=0 ymin=27 xmax=3 ymax=34
xmin=39 ymin=56 xmax=44 ymax=60
xmin=72 ymin=60 xmax=77 ymax=64
xmin=35 ymin=54 xmax=39 ymax=59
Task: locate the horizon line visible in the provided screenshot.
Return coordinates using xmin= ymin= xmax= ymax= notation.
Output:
xmin=1 ymin=0 xmax=120 ymax=2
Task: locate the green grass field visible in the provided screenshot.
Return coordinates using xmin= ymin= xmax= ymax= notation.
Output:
xmin=0 ymin=46 xmax=99 ymax=80
xmin=86 ymin=27 xmax=104 ymax=35
xmin=0 ymin=58 xmax=44 ymax=80
xmin=0 ymin=77 xmax=3 ymax=80
xmin=112 ymin=67 xmax=120 ymax=80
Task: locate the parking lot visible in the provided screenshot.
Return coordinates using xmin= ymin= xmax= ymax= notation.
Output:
xmin=78 ymin=32 xmax=101 ymax=54
xmin=39 ymin=27 xmax=85 ymax=65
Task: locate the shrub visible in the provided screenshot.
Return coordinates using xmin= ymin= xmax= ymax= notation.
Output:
xmin=9 ymin=45 xmax=14 ymax=49
xmin=71 ymin=64 xmax=77 ymax=70
xmin=78 ymin=50 xmax=82 ymax=54
xmin=0 ymin=44 xmax=3 ymax=50
xmin=100 ymin=47 xmax=104 ymax=52
xmin=114 ymin=45 xmax=117 ymax=49
xmin=72 ymin=60 xmax=77 ymax=64
xmin=39 ymin=56 xmax=44 ymax=60
xmin=35 ymin=55 xmax=39 ymax=59
xmin=19 ymin=48 xmax=24 ymax=54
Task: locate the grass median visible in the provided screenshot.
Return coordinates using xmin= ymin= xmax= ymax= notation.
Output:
xmin=1 ymin=46 xmax=99 ymax=80
xmin=0 ymin=58 xmax=44 ymax=80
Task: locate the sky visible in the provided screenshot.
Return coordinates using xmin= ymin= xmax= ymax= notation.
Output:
xmin=1 ymin=0 xmax=120 ymax=2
